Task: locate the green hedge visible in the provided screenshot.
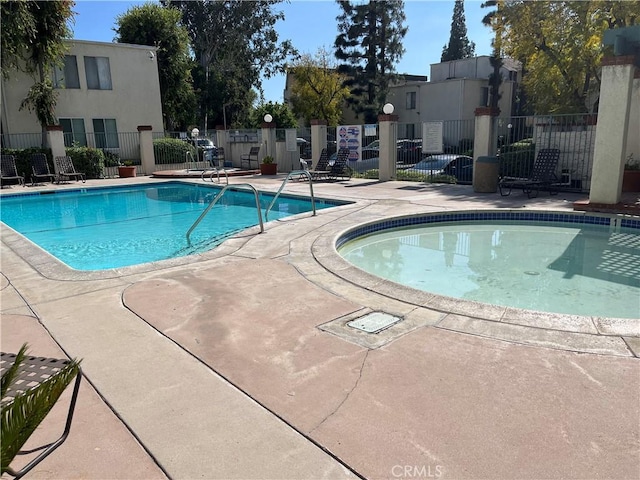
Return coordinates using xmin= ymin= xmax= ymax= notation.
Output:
xmin=153 ymin=138 xmax=196 ymax=164
xmin=65 ymin=147 xmax=104 ymax=179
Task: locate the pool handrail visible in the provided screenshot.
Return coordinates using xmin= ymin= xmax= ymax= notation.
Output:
xmin=265 ymin=170 xmax=316 ymax=222
xmin=186 ymin=183 xmax=264 ymax=245
xmin=200 ymin=167 xmax=228 ymax=185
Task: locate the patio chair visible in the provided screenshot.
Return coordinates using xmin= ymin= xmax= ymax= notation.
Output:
xmin=328 ymin=147 xmax=352 ymax=181
xmin=1 ymin=348 xmax=82 ymax=479
xmin=30 ymin=153 xmax=56 ymax=186
xmin=1 ymin=155 xmax=25 ymax=187
xmin=240 ymin=146 xmax=261 ymax=170
xmin=213 ymin=147 xmax=225 ymax=168
xmin=54 ymin=156 xmax=86 ymax=184
xmin=306 ymin=148 xmax=331 ymax=181
xmin=499 ymin=148 xmax=561 ymax=198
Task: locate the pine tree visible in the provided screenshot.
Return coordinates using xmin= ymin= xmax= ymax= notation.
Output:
xmin=334 ymin=0 xmax=407 ymax=123
xmin=441 ymin=0 xmax=476 ymax=62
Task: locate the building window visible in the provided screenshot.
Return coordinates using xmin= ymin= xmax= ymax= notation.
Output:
xmin=53 ymin=55 xmax=80 ymax=89
xmin=481 ymin=87 xmax=489 ymax=107
xmin=93 ymin=119 xmax=119 ymax=148
xmin=59 ymin=118 xmax=87 ymax=146
xmin=406 ymin=91 xmax=416 ymax=110
xmin=84 ymin=56 xmax=112 ymax=90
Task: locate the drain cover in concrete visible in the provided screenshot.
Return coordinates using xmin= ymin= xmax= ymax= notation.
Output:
xmin=347 ymin=312 xmax=402 ymax=333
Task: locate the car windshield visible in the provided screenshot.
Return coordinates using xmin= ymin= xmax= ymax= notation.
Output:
xmin=364 ymin=140 xmax=379 ymax=149
xmin=415 ymin=158 xmax=450 ymax=170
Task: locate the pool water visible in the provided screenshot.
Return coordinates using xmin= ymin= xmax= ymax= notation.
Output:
xmin=339 ymin=220 xmax=640 ymax=319
xmin=1 ymin=182 xmax=339 ymax=270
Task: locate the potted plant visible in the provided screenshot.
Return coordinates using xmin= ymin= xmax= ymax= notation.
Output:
xmin=622 ymin=153 xmax=640 ymax=192
xmin=259 ymin=156 xmax=277 ymax=175
xmin=118 ymin=160 xmax=137 ymax=178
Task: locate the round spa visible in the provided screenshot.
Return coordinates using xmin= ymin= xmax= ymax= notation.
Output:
xmin=337 ymin=210 xmax=640 ymax=319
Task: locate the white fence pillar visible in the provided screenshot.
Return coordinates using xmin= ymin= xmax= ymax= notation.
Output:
xmin=261 ymin=121 xmax=276 ymax=161
xmin=46 ymin=125 xmax=66 ymax=172
xmin=589 ymin=56 xmax=636 ymax=204
xmin=378 ymin=113 xmax=398 ymax=181
xmin=472 ymin=107 xmax=500 ymax=187
xmin=310 ymin=120 xmax=327 ymax=169
xmin=138 ymin=125 xmax=155 ymax=175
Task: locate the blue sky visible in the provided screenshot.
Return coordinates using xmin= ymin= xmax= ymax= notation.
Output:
xmin=70 ymin=0 xmax=494 ymax=103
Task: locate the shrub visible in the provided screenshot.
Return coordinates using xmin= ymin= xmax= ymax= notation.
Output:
xmin=153 ymin=137 xmax=196 ymax=164
xmin=498 ymin=139 xmax=536 ymax=177
xmin=65 ymin=147 xmax=104 ymax=179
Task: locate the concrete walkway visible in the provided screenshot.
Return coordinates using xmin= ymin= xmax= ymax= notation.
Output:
xmin=1 ymin=176 xmax=638 ymax=479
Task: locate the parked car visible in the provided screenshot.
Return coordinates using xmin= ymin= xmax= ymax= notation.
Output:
xmin=359 ymin=139 xmax=423 ymax=164
xmin=405 ymin=154 xmax=474 ymax=183
xmin=194 ymin=138 xmax=217 ymax=163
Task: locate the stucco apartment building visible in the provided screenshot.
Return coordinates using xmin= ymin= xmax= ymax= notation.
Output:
xmin=283 ymin=55 xmax=521 ymax=137
xmin=1 ymin=39 xmax=163 ymax=152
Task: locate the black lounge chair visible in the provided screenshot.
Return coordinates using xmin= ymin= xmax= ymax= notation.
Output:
xmin=1 ymin=349 xmax=82 ymax=479
xmin=1 ymin=155 xmax=25 ymax=187
xmin=240 ymin=146 xmax=260 ymax=169
xmin=54 ymin=156 xmax=86 ymax=183
xmin=328 ymin=147 xmax=352 ymax=181
xmin=307 ymin=148 xmax=331 ymax=181
xmin=30 ymin=153 xmax=56 ymax=185
xmin=499 ymin=148 xmax=561 ymax=198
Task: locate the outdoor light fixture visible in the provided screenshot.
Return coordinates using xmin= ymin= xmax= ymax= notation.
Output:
xmin=383 ymin=103 xmax=394 ymax=114
xmin=191 ymin=127 xmax=199 ymax=139
xmin=263 ymin=114 xmax=273 ymax=123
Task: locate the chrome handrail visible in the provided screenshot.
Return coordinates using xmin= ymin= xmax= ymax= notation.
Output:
xmin=200 ymin=167 xmax=228 ymax=185
xmin=186 ymin=183 xmax=264 ymax=245
xmin=265 ymin=170 xmax=315 ymax=221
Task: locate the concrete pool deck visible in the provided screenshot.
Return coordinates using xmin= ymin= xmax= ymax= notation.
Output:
xmin=1 ymin=175 xmax=638 ymax=479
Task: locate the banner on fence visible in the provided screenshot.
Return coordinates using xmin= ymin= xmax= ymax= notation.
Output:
xmin=285 ymin=129 xmax=298 ymax=152
xmin=337 ymin=124 xmax=362 ymax=161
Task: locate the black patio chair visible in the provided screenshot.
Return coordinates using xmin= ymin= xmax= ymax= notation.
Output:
xmin=307 ymin=148 xmax=331 ymax=181
xmin=499 ymin=148 xmax=561 ymax=198
xmin=54 ymin=156 xmax=86 ymax=184
xmin=1 ymin=155 xmax=25 ymax=187
xmin=328 ymin=147 xmax=352 ymax=181
xmin=240 ymin=146 xmax=261 ymax=170
xmin=30 ymin=153 xmax=56 ymax=185
xmin=1 ymin=349 xmax=82 ymax=479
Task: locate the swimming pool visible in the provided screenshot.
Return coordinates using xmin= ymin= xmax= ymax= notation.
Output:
xmin=338 ymin=211 xmax=640 ymax=319
xmin=0 ymin=182 xmax=343 ymax=271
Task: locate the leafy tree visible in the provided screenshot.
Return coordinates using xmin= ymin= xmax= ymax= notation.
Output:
xmin=288 ymin=47 xmax=350 ymax=126
xmin=490 ymin=0 xmax=639 ymax=114
xmin=481 ymin=0 xmax=503 ymax=112
xmin=249 ymin=101 xmax=297 ymax=129
xmin=163 ymin=0 xmax=297 ymax=130
xmin=1 ymin=0 xmax=75 ymax=145
xmin=115 ymin=3 xmax=197 ymax=131
xmin=334 ymin=0 xmax=407 ymax=123
xmin=441 ymin=0 xmax=475 ymax=62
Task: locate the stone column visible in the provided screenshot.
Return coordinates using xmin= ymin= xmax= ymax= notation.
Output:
xmin=472 ymin=107 xmax=500 ymax=187
xmin=138 ymin=125 xmax=154 ymax=175
xmin=589 ymin=55 xmax=636 ymax=204
xmin=46 ymin=125 xmax=66 ymax=173
xmin=378 ymin=114 xmax=398 ymax=181
xmin=310 ymin=119 xmax=327 ymax=168
xmin=261 ymin=121 xmax=276 ymax=161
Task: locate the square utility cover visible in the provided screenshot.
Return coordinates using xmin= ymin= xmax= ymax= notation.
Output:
xmin=347 ymin=312 xmax=402 ymax=333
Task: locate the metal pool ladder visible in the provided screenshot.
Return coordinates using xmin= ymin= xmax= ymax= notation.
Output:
xmin=265 ymin=170 xmax=316 ymax=221
xmin=186 ymin=183 xmax=263 ymax=245
xmin=201 ymin=166 xmax=228 ymax=184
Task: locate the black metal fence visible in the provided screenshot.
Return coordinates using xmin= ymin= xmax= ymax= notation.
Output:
xmin=495 ymin=114 xmax=597 ymax=192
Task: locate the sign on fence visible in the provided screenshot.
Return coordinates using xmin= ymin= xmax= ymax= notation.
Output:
xmin=422 ymin=121 xmax=444 ymax=154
